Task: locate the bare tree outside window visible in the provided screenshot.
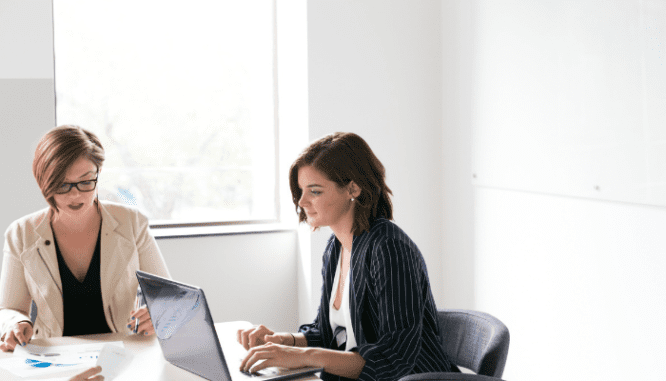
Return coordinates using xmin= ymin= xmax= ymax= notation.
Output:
xmin=53 ymin=0 xmax=276 ymax=225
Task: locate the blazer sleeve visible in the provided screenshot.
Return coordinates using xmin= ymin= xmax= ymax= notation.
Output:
xmin=355 ymin=237 xmax=428 ymax=381
xmin=298 ymin=310 xmax=325 ymax=348
xmin=0 ymin=223 xmax=32 ymax=340
xmin=133 ymin=209 xmax=171 ymax=279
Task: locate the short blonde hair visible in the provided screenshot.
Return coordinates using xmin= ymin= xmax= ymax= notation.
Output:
xmin=32 ymin=125 xmax=105 ymax=211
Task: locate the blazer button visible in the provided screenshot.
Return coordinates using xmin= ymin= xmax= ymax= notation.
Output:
xmin=45 ymin=240 xmax=51 ymax=245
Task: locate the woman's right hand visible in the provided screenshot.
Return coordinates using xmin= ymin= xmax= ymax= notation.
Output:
xmin=237 ymin=324 xmax=292 ymax=350
xmin=0 ymin=321 xmax=33 ymax=352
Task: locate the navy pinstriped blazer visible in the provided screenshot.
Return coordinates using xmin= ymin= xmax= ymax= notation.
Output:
xmin=299 ymin=218 xmax=455 ymax=381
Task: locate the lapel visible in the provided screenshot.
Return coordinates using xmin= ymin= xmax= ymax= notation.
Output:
xmin=20 ymin=209 xmax=64 ymax=335
xmin=349 ymin=230 xmax=369 ymax=343
xmin=98 ymin=203 xmax=135 ymax=316
xmin=321 ymin=237 xmax=340 ymax=345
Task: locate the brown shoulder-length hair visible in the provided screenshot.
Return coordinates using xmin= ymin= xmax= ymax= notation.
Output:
xmin=289 ymin=132 xmax=393 ymax=235
xmin=32 ymin=125 xmax=105 ymax=211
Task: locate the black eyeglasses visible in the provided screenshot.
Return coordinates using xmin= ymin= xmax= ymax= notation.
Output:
xmin=55 ymin=177 xmax=98 ymax=194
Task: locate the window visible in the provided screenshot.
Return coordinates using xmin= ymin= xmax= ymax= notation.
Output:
xmin=53 ymin=0 xmax=277 ymax=226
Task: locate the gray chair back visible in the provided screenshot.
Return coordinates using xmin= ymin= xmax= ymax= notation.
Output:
xmin=438 ymin=309 xmax=510 ymax=378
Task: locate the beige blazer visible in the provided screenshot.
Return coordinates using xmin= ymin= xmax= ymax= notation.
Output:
xmin=0 ymin=201 xmax=170 ymax=339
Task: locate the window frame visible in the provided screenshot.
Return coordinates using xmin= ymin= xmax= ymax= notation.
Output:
xmin=52 ymin=0 xmax=282 ymax=230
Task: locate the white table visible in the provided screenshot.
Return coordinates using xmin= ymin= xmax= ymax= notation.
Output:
xmin=0 ymin=322 xmax=319 ymax=381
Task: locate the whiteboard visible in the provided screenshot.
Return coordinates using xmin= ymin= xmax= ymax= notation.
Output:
xmin=471 ymin=0 xmax=666 ymax=207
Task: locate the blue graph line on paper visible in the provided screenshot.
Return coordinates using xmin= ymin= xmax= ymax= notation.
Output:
xmin=25 ymin=359 xmax=78 ymax=368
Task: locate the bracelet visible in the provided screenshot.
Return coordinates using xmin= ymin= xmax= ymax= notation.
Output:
xmin=289 ymin=333 xmax=296 ymax=346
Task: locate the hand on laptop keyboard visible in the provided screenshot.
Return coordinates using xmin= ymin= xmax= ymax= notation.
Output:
xmin=237 ymin=357 xmax=279 ymax=376
xmin=240 ymin=369 xmax=261 ymax=377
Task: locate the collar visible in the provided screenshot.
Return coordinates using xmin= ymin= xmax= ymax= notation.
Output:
xmin=34 ymin=208 xmax=55 ymax=246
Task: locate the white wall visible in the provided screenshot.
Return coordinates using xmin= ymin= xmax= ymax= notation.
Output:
xmin=156 ymin=232 xmax=299 ymax=332
xmin=443 ymin=1 xmax=666 ymax=380
xmin=441 ymin=0 xmax=476 ymax=310
xmin=474 ymin=189 xmax=666 ymax=381
xmin=0 ymin=0 xmax=55 ymax=232
xmin=305 ymin=0 xmax=447 ymax=322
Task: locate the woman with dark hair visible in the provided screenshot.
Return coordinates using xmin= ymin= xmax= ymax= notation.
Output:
xmin=238 ymin=132 xmax=457 ymax=381
xmin=0 ymin=125 xmax=170 ymax=353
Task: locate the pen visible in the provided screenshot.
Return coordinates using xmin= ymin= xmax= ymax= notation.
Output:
xmin=134 ymin=287 xmax=141 ymax=334
xmin=30 ymin=300 xmax=38 ymax=326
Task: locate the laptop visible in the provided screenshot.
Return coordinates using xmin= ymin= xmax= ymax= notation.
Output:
xmin=135 ymin=271 xmax=322 ymax=381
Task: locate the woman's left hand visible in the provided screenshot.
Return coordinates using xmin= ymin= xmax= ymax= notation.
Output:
xmin=68 ymin=366 xmax=103 ymax=381
xmin=240 ymin=342 xmax=312 ymax=373
xmin=126 ymin=306 xmax=154 ymax=336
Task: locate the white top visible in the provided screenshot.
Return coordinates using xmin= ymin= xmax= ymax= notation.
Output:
xmin=328 ymin=253 xmax=357 ymax=351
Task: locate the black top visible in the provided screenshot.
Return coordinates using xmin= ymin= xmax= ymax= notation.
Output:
xmin=54 ymin=230 xmax=111 ymax=336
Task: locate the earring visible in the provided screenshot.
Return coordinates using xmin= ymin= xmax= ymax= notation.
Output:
xmin=350 ymin=198 xmax=355 ymax=202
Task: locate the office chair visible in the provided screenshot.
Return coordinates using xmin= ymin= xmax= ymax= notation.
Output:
xmin=399 ymin=309 xmax=510 ymax=381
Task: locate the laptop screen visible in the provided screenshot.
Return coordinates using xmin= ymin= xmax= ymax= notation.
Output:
xmin=136 ymin=270 xmax=230 ymax=381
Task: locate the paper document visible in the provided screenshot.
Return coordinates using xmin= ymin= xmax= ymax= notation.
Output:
xmin=0 ymin=356 xmax=89 ymax=378
xmin=14 ymin=341 xmax=124 ymax=364
xmin=0 ymin=341 xmax=124 ymax=378
xmin=96 ymin=343 xmax=133 ymax=380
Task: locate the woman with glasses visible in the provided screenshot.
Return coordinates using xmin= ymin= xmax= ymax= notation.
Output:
xmin=237 ymin=133 xmax=457 ymax=381
xmin=0 ymin=125 xmax=170 ymax=352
